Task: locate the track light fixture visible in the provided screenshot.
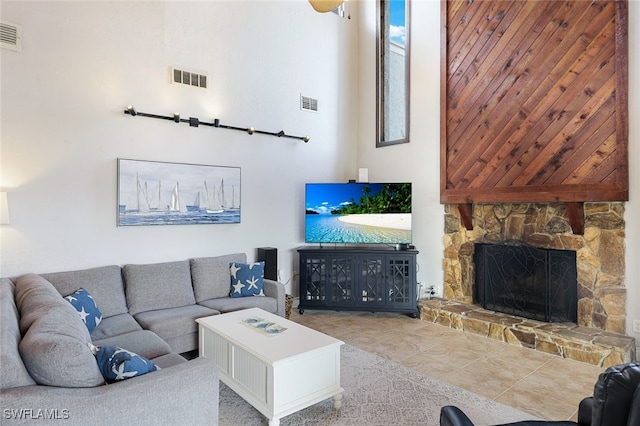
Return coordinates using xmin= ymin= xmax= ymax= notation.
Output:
xmin=123 ymin=105 xmax=310 ymax=142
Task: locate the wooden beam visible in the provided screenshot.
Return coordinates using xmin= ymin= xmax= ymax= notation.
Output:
xmin=457 ymin=203 xmax=473 ymax=231
xmin=565 ymin=202 xmax=585 ymax=235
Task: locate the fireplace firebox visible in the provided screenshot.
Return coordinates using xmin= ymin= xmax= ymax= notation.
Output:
xmin=474 ymin=241 xmax=577 ymax=323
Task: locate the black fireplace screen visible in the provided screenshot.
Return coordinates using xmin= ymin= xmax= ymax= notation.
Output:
xmin=474 ymin=241 xmax=577 ymax=323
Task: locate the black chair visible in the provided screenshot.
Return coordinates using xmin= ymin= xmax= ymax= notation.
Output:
xmin=440 ymin=362 xmax=640 ymax=426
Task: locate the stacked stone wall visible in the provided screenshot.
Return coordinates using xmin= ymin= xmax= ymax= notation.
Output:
xmin=443 ymin=202 xmax=626 ymax=333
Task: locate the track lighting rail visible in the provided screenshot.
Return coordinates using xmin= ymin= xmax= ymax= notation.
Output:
xmin=124 ymin=105 xmax=310 ymax=143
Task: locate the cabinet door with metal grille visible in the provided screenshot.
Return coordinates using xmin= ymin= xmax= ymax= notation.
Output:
xmin=329 ymin=255 xmax=356 ymax=307
xmin=385 ymin=256 xmax=414 ymax=309
xmin=358 ymin=256 xmax=386 ymax=307
xmin=301 ymin=256 xmax=328 ymax=305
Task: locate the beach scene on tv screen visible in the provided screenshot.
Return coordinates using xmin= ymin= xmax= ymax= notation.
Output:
xmin=305 ymin=183 xmax=412 ymax=244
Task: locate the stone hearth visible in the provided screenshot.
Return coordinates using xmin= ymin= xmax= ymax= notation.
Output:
xmin=437 ymin=201 xmax=636 ymax=366
xmin=419 ymin=298 xmax=636 ymax=367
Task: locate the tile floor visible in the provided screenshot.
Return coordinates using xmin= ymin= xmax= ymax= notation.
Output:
xmin=290 ymin=309 xmax=606 ymax=422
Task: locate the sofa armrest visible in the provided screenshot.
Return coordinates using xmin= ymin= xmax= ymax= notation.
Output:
xmin=263 ymin=279 xmax=286 ymax=317
xmin=577 ymin=396 xmax=593 ymax=425
xmin=440 ymin=405 xmax=475 ymax=426
xmin=0 ymin=358 xmax=218 ymax=426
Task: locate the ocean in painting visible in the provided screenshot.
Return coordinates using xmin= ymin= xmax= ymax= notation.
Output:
xmin=118 ymin=206 xmax=240 ymax=226
xmin=305 ymin=214 xmax=411 ymax=244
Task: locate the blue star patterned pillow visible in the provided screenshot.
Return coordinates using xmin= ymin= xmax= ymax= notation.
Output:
xmin=64 ymin=288 xmax=103 ymax=333
xmin=230 ymin=262 xmax=265 ymax=298
xmin=89 ymin=344 xmax=159 ymax=383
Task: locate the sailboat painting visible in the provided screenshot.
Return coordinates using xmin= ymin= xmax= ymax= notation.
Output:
xmin=117 ymin=158 xmax=240 ymax=226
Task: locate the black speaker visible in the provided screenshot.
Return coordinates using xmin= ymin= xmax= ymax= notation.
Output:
xmin=257 ymin=247 xmax=278 ymax=281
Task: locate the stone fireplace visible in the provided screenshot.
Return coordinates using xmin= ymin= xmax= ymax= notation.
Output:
xmin=475 ymin=241 xmax=577 ymax=323
xmin=419 ymin=202 xmax=636 ymax=367
xmin=444 ymin=202 xmax=625 ymax=331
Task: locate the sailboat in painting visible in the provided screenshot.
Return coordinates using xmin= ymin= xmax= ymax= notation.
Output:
xmin=191 ymin=192 xmax=201 ymax=211
xmin=196 ymin=181 xmax=223 ymax=214
xmin=147 ymin=181 xmax=163 ymax=211
xmin=125 ymin=175 xmax=169 ymax=214
xmin=210 ymin=179 xmax=240 ymax=212
xmin=169 ymin=182 xmax=187 ymax=213
xmin=224 ymin=183 xmax=240 ymax=211
xmin=206 ymin=188 xmax=224 ymax=213
xmin=125 ymin=173 xmax=150 ymax=213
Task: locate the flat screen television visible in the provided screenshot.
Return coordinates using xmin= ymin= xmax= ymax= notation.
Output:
xmin=305 ymin=182 xmax=412 ymax=244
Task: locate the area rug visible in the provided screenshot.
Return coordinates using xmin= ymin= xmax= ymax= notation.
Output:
xmin=218 ymin=344 xmax=539 ymax=425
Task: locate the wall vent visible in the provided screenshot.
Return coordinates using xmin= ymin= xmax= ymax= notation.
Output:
xmin=1 ymin=21 xmax=22 ymax=52
xmin=300 ymin=95 xmax=319 ymax=112
xmin=171 ymin=67 xmax=207 ymax=89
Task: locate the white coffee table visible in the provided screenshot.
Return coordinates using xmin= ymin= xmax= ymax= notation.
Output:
xmin=197 ymin=308 xmax=344 ymax=426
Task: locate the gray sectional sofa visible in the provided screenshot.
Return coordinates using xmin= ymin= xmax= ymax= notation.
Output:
xmin=1 ymin=253 xmax=286 ymax=425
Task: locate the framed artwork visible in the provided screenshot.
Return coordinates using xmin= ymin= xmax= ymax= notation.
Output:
xmin=117 ymin=158 xmax=241 ymax=226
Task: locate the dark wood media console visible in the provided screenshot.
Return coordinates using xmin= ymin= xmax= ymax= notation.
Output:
xmin=297 ymin=246 xmax=419 ymax=318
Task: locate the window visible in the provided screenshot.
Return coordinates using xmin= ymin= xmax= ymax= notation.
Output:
xmin=376 ymin=0 xmax=410 ymax=147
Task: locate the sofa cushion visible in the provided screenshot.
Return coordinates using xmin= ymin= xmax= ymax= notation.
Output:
xmin=89 ymin=313 xmax=142 ymax=341
xmin=64 ymin=288 xmax=103 ymax=333
xmin=163 ymin=333 xmax=200 ymax=355
xmin=190 ymin=253 xmax=247 ymax=302
xmin=230 ymin=261 xmax=265 ymax=298
xmin=123 ymin=260 xmax=196 ymax=315
xmin=0 ymin=278 xmax=36 ymax=389
xmin=134 ymin=305 xmax=218 ymax=342
xmin=90 ymin=344 xmax=158 ymax=383
xmin=199 ymin=296 xmax=277 ymax=315
xmin=92 ymin=330 xmax=171 ymax=360
xmin=14 ymin=274 xmax=104 ymax=388
xmin=42 ymin=265 xmax=128 ymax=318
xmin=151 ymin=352 xmax=188 ymax=369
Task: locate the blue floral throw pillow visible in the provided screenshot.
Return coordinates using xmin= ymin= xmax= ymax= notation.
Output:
xmin=230 ymin=262 xmax=265 ymax=298
xmin=64 ymin=288 xmax=103 ymax=333
xmin=89 ymin=344 xmax=159 ymax=383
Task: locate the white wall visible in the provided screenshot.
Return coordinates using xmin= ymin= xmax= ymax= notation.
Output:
xmin=356 ymin=0 xmax=443 ymax=297
xmin=0 ymin=1 xmax=359 ymax=295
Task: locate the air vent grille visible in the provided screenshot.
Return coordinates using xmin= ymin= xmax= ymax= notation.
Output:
xmin=171 ymin=67 xmax=207 ymax=89
xmin=1 ymin=21 xmax=22 ymax=52
xmin=300 ymin=95 xmax=319 ymax=112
